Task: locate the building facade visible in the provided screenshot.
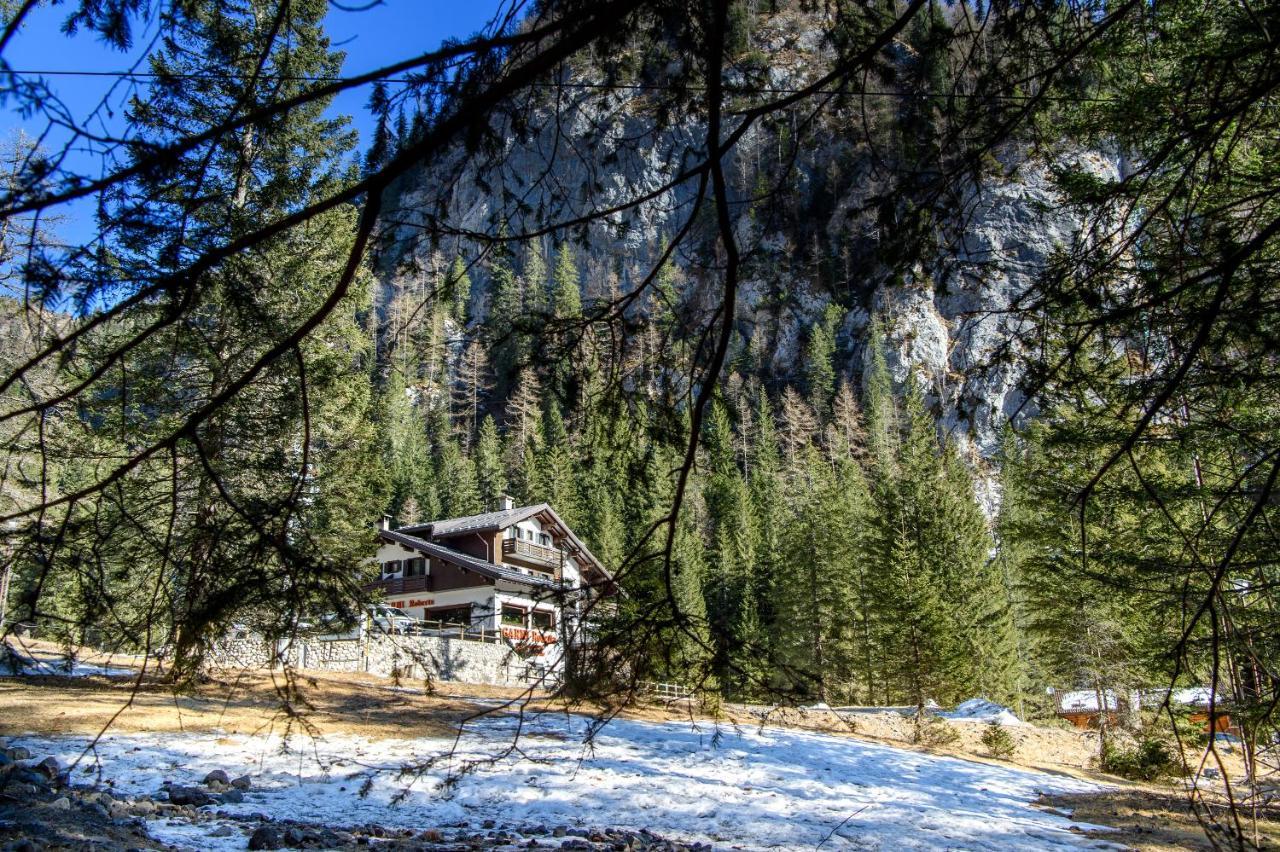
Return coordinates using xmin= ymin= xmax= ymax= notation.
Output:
xmin=370 ymin=497 xmax=615 ymax=653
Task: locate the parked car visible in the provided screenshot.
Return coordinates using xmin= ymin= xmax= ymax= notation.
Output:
xmin=366 ymin=603 xmax=417 ymax=635
xmin=308 ymin=604 xmax=417 ymax=639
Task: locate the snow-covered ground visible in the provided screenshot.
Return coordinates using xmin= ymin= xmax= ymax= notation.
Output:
xmin=13 ymin=711 xmax=1115 ymax=851
xmin=1 ymin=657 xmax=134 ymax=678
xmin=938 ymin=699 xmax=1029 ymax=727
xmin=1 ymin=643 xmax=137 ymax=678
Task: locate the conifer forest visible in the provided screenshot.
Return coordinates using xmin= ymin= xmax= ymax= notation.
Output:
xmin=1 ymin=0 xmax=1280 ymax=846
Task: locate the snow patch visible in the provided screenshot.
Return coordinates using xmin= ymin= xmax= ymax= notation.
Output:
xmin=939 ymin=698 xmax=1029 ymax=727
xmin=13 ymin=710 xmax=1115 ymax=850
xmin=0 ymin=655 xmax=134 ymax=678
xmin=1057 ymin=691 xmax=1125 ymax=713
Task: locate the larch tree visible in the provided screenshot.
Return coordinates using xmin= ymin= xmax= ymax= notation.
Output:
xmin=453 ymin=338 xmax=493 ymax=449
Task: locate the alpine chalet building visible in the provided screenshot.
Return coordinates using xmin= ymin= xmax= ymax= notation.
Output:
xmin=371 ymin=497 xmax=616 ymax=648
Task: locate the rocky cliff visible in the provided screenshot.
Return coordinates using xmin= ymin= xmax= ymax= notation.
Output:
xmin=371 ymin=8 xmax=1118 ymax=488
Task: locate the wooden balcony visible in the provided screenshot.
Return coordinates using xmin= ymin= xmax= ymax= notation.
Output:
xmin=502 ymin=538 xmax=562 ymax=570
xmin=365 ymin=575 xmax=431 ymax=596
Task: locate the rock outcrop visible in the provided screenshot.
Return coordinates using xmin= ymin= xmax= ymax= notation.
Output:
xmin=372 ymin=9 xmax=1117 ymax=493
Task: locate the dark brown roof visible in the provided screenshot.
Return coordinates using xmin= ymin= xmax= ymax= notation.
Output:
xmin=395 ymin=502 xmax=613 ymax=582
xmin=378 ymin=528 xmax=562 ymax=591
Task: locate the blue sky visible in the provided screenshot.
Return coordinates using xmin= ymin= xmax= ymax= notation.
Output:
xmin=0 ymin=1 xmax=501 ymax=244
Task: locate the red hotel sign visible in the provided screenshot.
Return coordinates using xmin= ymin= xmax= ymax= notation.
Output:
xmin=501 ymin=627 xmax=557 ymax=645
xmin=387 ymin=598 xmax=435 ymax=609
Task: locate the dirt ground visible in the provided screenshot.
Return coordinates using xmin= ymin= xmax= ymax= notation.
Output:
xmin=1038 ymin=788 xmax=1280 ymax=850
xmin=712 ymin=703 xmax=1105 ymax=773
xmin=2 ymin=635 xmax=553 ymax=742
xmin=0 ymin=638 xmax=1104 ymax=772
xmin=5 ymin=637 xmax=1280 ymax=850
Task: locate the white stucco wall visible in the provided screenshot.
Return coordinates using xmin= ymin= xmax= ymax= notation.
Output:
xmin=510 ymin=516 xmax=552 ymax=545
xmin=384 ymin=586 xmax=496 ymax=623
xmin=375 ymin=541 xmax=418 ymax=576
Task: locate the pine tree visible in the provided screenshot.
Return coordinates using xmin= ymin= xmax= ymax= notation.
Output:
xmin=447 ymin=255 xmax=472 ymax=323
xmin=747 ymin=394 xmax=786 ymax=677
xmin=834 ymin=451 xmax=878 ymax=703
xmin=588 ymin=489 xmax=627 ymax=572
xmin=577 ymin=394 xmax=632 ymax=571
xmin=645 ymin=434 xmax=716 ymax=690
xmin=829 ymin=380 xmax=867 ymax=459
xmin=436 ymin=435 xmax=481 ymax=518
xmin=380 ymin=366 xmax=439 ymax=520
xmin=932 ymin=443 xmax=1014 ymax=702
xmin=364 ymin=81 xmax=392 ymax=174
xmin=1006 ymin=406 xmax=1158 ymax=741
xmin=774 ymin=443 xmax=865 ymax=702
xmin=539 ymin=401 xmax=582 ymax=524
xmin=702 ymin=400 xmax=760 ymax=694
xmin=523 ymin=243 xmax=549 ymax=316
xmin=869 ymin=381 xmax=967 ymax=705
xmin=487 ymin=237 xmax=525 ymax=384
xmin=474 ymin=415 xmax=508 ymax=511
xmin=505 ymin=370 xmax=544 ymax=458
xmin=552 ymin=243 xmax=583 ymax=319
xmin=863 ymin=317 xmax=899 ymax=473
xmin=804 ymin=304 xmax=841 ymax=420
xmin=74 ymin=0 xmax=379 ymax=672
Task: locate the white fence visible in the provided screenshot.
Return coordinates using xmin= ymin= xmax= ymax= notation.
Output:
xmin=641 ymin=681 xmax=694 ymax=701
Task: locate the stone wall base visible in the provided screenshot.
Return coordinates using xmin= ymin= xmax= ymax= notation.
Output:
xmin=207 ymin=633 xmax=561 ymax=688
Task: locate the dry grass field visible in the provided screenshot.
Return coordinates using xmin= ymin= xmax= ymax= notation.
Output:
xmin=4 ymin=638 xmax=1280 ymax=850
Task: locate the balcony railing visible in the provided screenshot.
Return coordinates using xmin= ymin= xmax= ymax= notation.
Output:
xmin=502 ymin=538 xmax=562 ymax=569
xmin=365 ymin=575 xmax=431 ymax=595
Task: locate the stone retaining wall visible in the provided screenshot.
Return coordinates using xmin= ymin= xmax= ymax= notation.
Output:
xmin=207 ymin=633 xmax=559 ymax=688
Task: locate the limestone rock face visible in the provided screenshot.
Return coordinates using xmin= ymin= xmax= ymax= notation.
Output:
xmin=373 ymin=16 xmax=1117 ymax=498
xmin=859 ymin=152 xmax=1121 ymax=462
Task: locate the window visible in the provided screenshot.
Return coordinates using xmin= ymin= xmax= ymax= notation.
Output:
xmin=383 ymin=560 xmax=402 ymax=577
xmin=405 ymin=557 xmax=426 ymax=577
xmin=539 ymin=533 xmax=551 ymax=547
xmin=531 ymin=610 xmax=554 ymax=631
xmin=506 ymin=527 xmax=516 ymax=540
xmin=434 ymin=606 xmax=470 ymax=626
xmin=501 ymin=605 xmax=526 ymax=627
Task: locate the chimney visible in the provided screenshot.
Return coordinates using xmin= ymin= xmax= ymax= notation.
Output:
xmin=379 ymin=514 xmax=392 ymax=531
xmin=500 ymin=494 xmax=514 ymax=512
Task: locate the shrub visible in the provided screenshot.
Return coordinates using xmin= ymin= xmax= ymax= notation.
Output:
xmin=1101 ymin=737 xmax=1183 ymax=781
xmin=981 ymin=721 xmax=1017 ymax=759
xmin=912 ymin=711 xmax=960 ymax=748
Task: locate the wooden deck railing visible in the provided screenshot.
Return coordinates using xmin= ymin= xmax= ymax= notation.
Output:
xmin=502 ymin=538 xmax=562 ymax=567
xmin=364 ymin=575 xmax=431 ymax=595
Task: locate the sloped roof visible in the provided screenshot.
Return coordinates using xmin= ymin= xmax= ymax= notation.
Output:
xmin=399 ymin=505 xmax=543 ymax=538
xmin=1057 ymin=690 xmax=1124 ymax=712
xmin=397 ymin=502 xmax=613 ymax=583
xmin=378 ymin=528 xmax=561 ymax=591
